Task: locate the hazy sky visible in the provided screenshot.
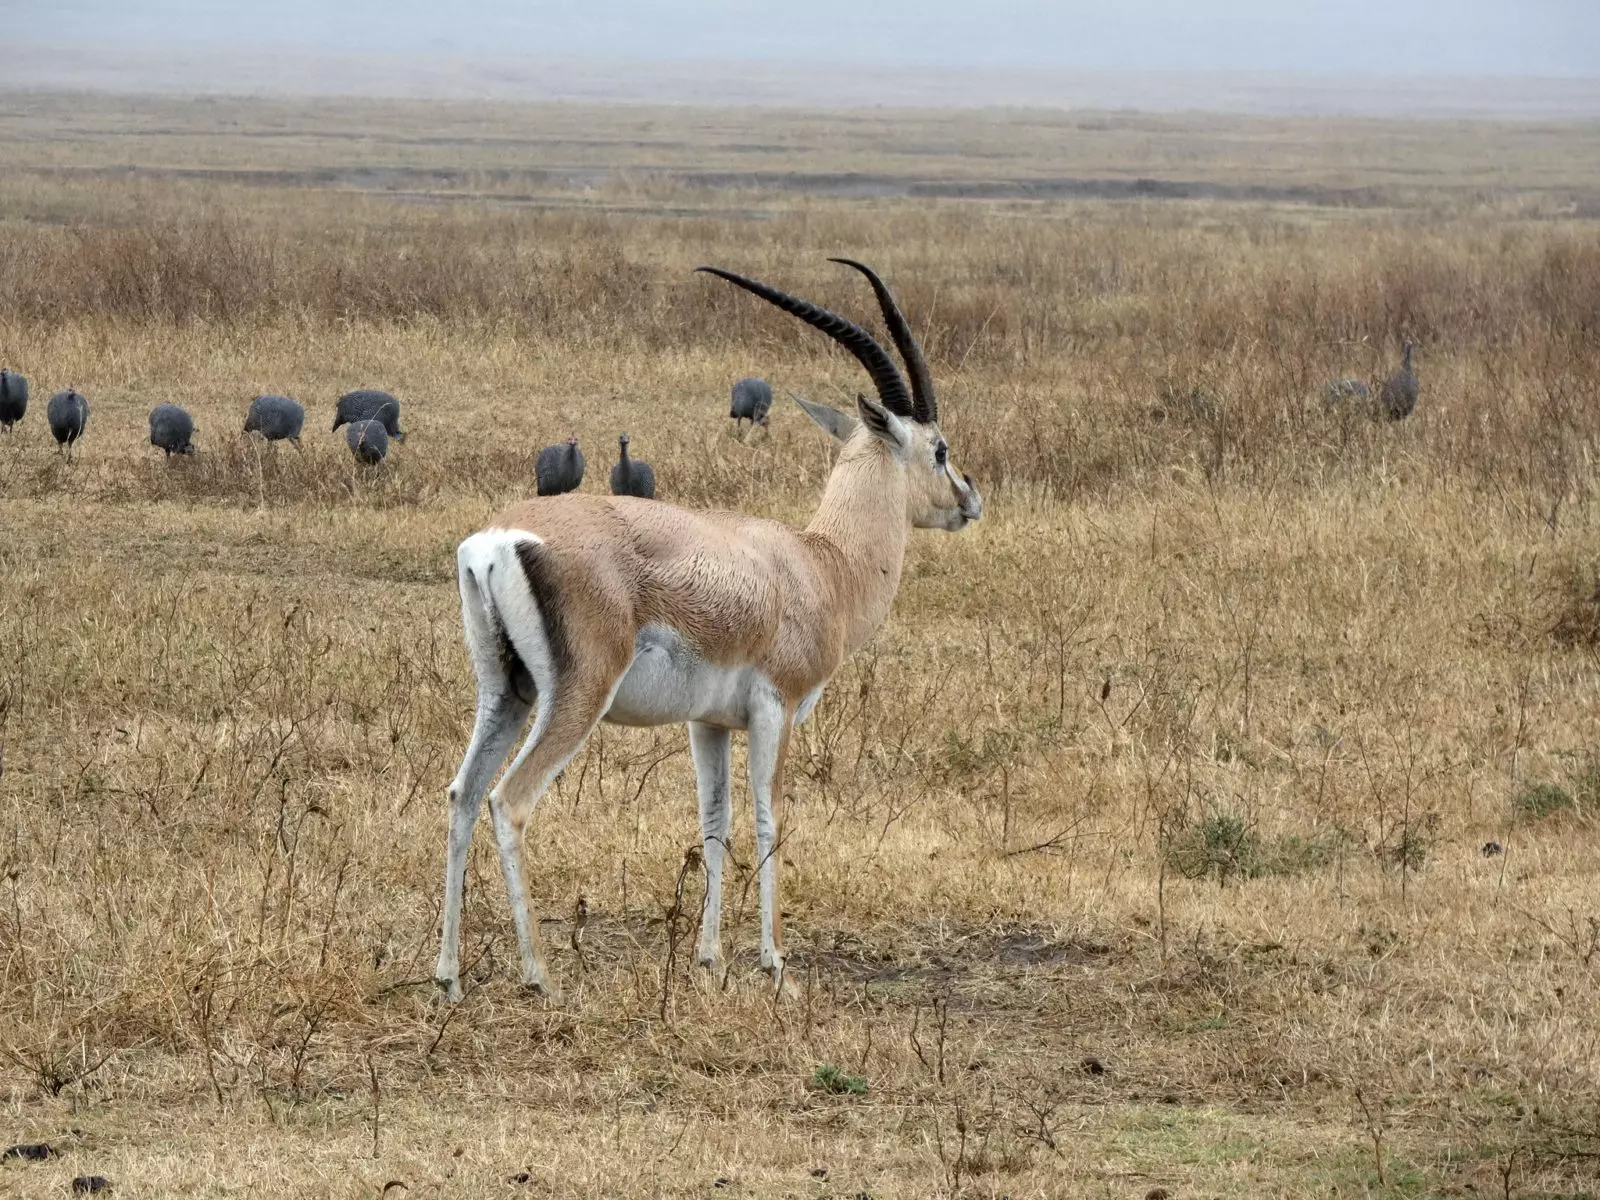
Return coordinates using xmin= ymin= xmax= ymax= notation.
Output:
xmin=10 ymin=0 xmax=1599 ymax=77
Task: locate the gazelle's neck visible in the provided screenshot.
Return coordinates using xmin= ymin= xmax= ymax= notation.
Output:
xmin=804 ymin=439 xmax=909 ymax=654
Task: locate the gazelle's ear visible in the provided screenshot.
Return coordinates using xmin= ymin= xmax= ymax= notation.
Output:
xmin=854 ymin=392 xmax=911 ymax=451
xmin=793 ymin=393 xmax=857 ymax=442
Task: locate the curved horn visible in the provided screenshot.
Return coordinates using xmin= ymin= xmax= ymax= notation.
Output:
xmin=695 ymin=265 xmax=913 ymax=418
xmin=828 ymin=258 xmax=936 ymax=424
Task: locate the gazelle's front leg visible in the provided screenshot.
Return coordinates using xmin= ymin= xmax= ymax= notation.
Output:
xmin=689 ymin=721 xmax=733 ymax=971
xmin=747 ymin=691 xmax=794 ymax=987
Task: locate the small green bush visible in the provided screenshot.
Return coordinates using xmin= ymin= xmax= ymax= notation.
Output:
xmin=811 ymin=1065 xmax=868 ymax=1096
xmin=1165 ymin=815 xmax=1350 ymax=883
xmin=1514 ymin=783 xmax=1576 ymax=823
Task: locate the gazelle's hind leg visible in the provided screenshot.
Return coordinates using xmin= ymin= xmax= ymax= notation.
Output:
xmin=435 ymin=687 xmax=530 ymax=1001
xmin=438 ymin=529 xmax=631 ymax=1003
xmin=435 ymin=563 xmax=535 ymax=1001
xmin=489 ymin=668 xmax=624 ymax=1000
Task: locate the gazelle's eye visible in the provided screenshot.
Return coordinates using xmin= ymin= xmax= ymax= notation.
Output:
xmin=934 ymin=442 xmax=948 ymax=466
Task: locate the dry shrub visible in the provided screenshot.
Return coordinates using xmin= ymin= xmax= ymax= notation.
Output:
xmin=1547 ymin=562 xmax=1600 ymax=649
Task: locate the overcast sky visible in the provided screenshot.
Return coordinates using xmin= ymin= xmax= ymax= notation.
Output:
xmin=10 ymin=0 xmax=1599 ymax=77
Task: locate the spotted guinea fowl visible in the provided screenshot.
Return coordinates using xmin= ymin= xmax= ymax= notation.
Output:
xmin=47 ymin=388 xmax=89 ymax=454
xmin=333 ymin=389 xmax=405 ymax=441
xmin=729 ymin=376 xmax=773 ymax=428
xmin=608 ymin=432 xmax=656 ymax=499
xmin=0 ymin=369 xmax=28 ymax=431
xmin=536 ymin=435 xmax=585 ymax=496
xmin=244 ymin=394 xmax=305 ymax=445
xmin=1322 ymin=377 xmax=1370 ymax=411
xmin=346 ymin=418 xmax=389 ymax=464
xmin=149 ymin=403 xmax=197 ymax=456
xmin=1379 ymin=339 xmax=1418 ymax=421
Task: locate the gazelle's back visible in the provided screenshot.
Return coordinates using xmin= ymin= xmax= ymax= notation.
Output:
xmin=488 ymin=494 xmax=817 ymax=657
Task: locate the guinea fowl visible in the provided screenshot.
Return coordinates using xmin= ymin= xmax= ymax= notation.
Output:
xmin=535 ymin=435 xmax=585 ymax=496
xmin=0 ymin=369 xmax=28 ymax=431
xmin=149 ymin=403 xmax=197 ymax=456
xmin=47 ymin=388 xmax=89 ymax=455
xmin=1379 ymin=339 xmax=1418 ymax=421
xmin=333 ymin=389 xmax=406 ymax=441
xmin=1322 ymin=377 xmax=1370 ymax=411
xmin=346 ymin=418 xmax=389 ymax=464
xmin=729 ymin=376 xmax=773 ymax=428
xmin=244 ymin=394 xmax=306 ymax=445
xmin=608 ymin=433 xmax=656 ymax=499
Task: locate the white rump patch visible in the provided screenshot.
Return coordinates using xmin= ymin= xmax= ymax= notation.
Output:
xmin=456 ymin=529 xmax=557 ymax=709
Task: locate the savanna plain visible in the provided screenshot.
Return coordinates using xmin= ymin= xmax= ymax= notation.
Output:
xmin=2 ymin=95 xmax=1600 ymax=1198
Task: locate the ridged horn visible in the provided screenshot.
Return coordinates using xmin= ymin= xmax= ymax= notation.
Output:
xmin=695 ymin=265 xmax=913 ymax=418
xmin=828 ymin=258 xmax=936 ymax=424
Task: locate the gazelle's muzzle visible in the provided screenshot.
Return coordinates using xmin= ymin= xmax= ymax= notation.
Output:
xmin=956 ymin=472 xmax=983 ymax=524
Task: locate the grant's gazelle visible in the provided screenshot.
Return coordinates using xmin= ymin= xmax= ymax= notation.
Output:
xmin=435 ymin=259 xmax=982 ymax=1001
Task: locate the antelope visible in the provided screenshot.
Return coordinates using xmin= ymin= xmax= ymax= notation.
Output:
xmin=434 ymin=258 xmax=983 ymax=1002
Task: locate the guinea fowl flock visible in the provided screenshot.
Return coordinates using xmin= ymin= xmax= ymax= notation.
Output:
xmin=0 ymin=376 xmax=715 ymax=499
xmin=1323 ymin=339 xmax=1422 ymax=421
xmin=3 ymin=340 xmax=1422 ymax=485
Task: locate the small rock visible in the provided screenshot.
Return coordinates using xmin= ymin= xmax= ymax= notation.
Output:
xmin=1081 ymin=1056 xmax=1107 ymax=1076
xmin=72 ymin=1179 xmax=113 ymax=1196
xmin=714 ymin=1178 xmax=732 ymax=1189
xmin=810 ymin=1166 xmax=829 ymax=1179
xmin=2 ymin=1144 xmax=53 ymax=1161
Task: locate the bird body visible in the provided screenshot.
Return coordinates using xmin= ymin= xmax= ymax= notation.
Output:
xmin=0 ymin=369 xmax=28 ymax=430
xmin=729 ymin=377 xmax=773 ymax=427
xmin=609 ymin=433 xmax=656 ymax=499
xmin=149 ymin=403 xmax=197 ymax=455
xmin=333 ymin=389 xmax=405 ymax=440
xmin=244 ymin=394 xmax=305 ymax=444
xmin=346 ymin=418 xmax=389 ymax=463
xmin=46 ymin=388 xmax=89 ymax=450
xmin=536 ymin=436 xmax=585 ymax=496
xmin=1323 ymin=378 xmax=1370 ymax=411
xmin=1379 ymin=340 xmax=1418 ymax=421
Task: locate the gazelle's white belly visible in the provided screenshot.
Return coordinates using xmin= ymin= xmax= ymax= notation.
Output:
xmin=604 ymin=624 xmax=766 ymax=729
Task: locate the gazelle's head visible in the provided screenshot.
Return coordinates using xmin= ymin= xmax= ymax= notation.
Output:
xmin=697 ymin=258 xmax=982 ymax=532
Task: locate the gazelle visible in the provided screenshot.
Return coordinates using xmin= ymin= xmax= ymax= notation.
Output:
xmin=434 ymin=259 xmax=983 ymax=1002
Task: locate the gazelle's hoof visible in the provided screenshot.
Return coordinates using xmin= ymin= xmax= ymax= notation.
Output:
xmin=433 ymin=976 xmax=463 ymax=1005
xmin=765 ymin=954 xmax=795 ymax=998
xmin=521 ymin=971 xmax=563 ymax=1005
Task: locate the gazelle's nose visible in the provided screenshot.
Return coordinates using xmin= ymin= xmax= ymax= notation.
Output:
xmin=959 ymin=473 xmax=983 ymax=521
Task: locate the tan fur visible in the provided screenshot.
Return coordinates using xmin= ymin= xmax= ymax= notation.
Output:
xmin=487 ymin=420 xmax=946 ymax=705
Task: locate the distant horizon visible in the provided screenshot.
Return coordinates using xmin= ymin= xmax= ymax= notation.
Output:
xmin=7 ymin=41 xmax=1600 ymax=120
xmin=12 ymin=0 xmax=1600 ymax=77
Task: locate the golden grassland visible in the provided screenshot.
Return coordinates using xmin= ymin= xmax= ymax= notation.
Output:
xmin=1 ymin=96 xmax=1599 ymax=1197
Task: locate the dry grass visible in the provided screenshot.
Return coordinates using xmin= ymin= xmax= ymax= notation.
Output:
xmin=1 ymin=95 xmax=1599 ymax=1198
